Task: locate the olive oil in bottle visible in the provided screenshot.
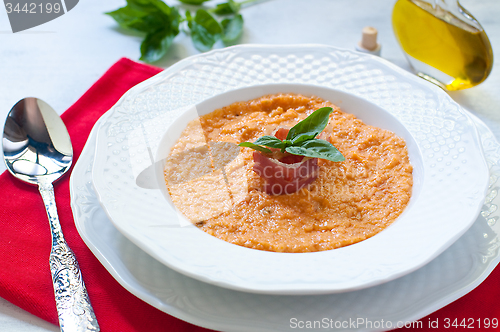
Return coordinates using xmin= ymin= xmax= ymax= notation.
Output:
xmin=392 ymin=0 xmax=493 ymax=90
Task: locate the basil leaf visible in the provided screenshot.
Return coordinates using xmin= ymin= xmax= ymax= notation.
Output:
xmin=140 ymin=27 xmax=177 ymax=62
xmin=213 ymin=0 xmax=241 ymax=15
xmin=105 ymin=7 xmax=151 ymax=32
xmin=190 ymin=9 xmax=222 ymax=52
xmin=106 ymin=0 xmax=180 ymax=63
xmin=185 ymin=9 xmax=193 ymax=22
xmin=285 ymin=139 xmax=345 ymax=162
xmin=126 ymin=0 xmax=177 ymax=28
xmin=239 ymin=142 xmax=272 ymax=154
xmin=254 ymin=135 xmax=284 ymax=149
xmin=139 ymin=6 xmax=180 ymax=62
xmin=286 ymin=107 xmax=333 ymax=141
xmin=106 ymin=0 xmax=170 ymax=32
xmin=178 ymin=0 xmax=211 ymax=4
xmin=128 ymin=0 xmax=174 ymax=15
xmin=221 ymin=14 xmax=243 ymax=44
xmin=291 ymin=132 xmax=317 ymax=145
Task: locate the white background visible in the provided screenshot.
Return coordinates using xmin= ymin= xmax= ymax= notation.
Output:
xmin=0 ymin=0 xmax=499 ymax=330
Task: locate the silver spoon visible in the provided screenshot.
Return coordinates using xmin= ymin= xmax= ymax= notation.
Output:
xmin=2 ymin=98 xmax=99 ymax=331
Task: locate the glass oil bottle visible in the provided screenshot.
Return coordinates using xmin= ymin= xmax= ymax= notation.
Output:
xmin=392 ymin=0 xmax=493 ymax=90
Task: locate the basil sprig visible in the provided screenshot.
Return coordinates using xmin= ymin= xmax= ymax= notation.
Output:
xmin=106 ymin=0 xmax=181 ymax=63
xmin=186 ymin=9 xmax=223 ymax=52
xmin=239 ymin=107 xmax=345 ymax=163
xmin=106 ymin=0 xmax=254 ymax=62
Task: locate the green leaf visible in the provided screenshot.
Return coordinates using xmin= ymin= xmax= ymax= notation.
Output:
xmin=185 ymin=9 xmax=193 ymax=23
xmin=190 ymin=9 xmax=222 ymax=52
xmin=213 ymin=0 xmax=241 ymax=15
xmin=105 ymin=7 xmax=151 ymax=32
xmin=291 ymin=132 xmax=317 ymax=145
xmin=169 ymin=6 xmax=181 ymax=32
xmin=286 ymin=107 xmax=333 ymax=141
xmin=239 ymin=107 xmax=344 ymax=163
xmin=106 ymin=0 xmax=181 ymax=62
xmin=140 ymin=27 xmax=177 ymax=62
xmin=178 ymin=0 xmax=211 ymax=4
xmin=125 ymin=0 xmax=178 ymax=29
xmin=239 ymin=142 xmax=272 ymax=153
xmin=286 ymin=139 xmax=345 ymax=162
xmin=126 ymin=0 xmax=168 ymax=12
xmin=106 ymin=0 xmax=249 ymax=62
xmin=190 ymin=24 xmax=218 ymax=52
xmin=221 ymin=14 xmax=243 ymax=44
xmin=254 ymin=135 xmax=285 ymax=149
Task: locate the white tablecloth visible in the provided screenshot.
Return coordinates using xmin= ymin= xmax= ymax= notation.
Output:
xmin=0 ymin=0 xmax=498 ymax=330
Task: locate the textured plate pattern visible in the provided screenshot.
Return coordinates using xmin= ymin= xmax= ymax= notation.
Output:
xmin=71 ymin=112 xmax=500 ymax=332
xmin=91 ymin=45 xmax=488 ymax=294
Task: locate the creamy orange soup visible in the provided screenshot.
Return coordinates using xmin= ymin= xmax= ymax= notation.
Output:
xmin=165 ymin=94 xmax=413 ymax=253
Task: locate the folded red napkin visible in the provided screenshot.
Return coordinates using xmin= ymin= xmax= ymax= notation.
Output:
xmin=0 ymin=58 xmax=498 ymax=331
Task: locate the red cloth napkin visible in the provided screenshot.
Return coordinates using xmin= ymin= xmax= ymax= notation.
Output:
xmin=0 ymin=58 xmax=498 ymax=331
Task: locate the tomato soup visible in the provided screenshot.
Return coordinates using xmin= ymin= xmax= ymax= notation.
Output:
xmin=164 ymin=94 xmax=413 ymax=252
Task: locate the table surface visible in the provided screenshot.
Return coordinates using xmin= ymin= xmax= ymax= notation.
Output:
xmin=0 ymin=0 xmax=499 ymax=330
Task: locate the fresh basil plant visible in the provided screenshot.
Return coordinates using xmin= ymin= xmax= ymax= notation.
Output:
xmin=106 ymin=0 xmax=253 ymax=63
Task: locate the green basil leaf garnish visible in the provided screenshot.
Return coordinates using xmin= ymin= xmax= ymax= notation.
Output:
xmin=105 ymin=7 xmax=151 ymax=32
xmin=124 ymin=0 xmax=178 ymax=30
xmin=106 ymin=0 xmax=264 ymax=62
xmin=190 ymin=9 xmax=222 ymax=52
xmin=106 ymin=0 xmax=180 ymax=63
xmin=238 ymin=142 xmax=272 ymax=153
xmin=238 ymin=135 xmax=283 ymax=153
xmin=213 ymin=0 xmax=241 ymax=15
xmin=290 ymin=132 xmax=317 ymax=145
xmin=286 ymin=107 xmax=333 ymax=141
xmin=221 ymin=14 xmax=243 ymax=44
xmin=253 ymin=135 xmax=284 ymax=149
xmin=140 ymin=27 xmax=177 ymax=62
xmin=185 ymin=9 xmax=193 ymax=22
xmin=286 ymin=139 xmax=345 ymax=162
xmin=239 ymin=107 xmax=345 ymax=163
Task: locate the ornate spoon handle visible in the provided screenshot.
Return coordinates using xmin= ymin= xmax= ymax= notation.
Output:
xmin=39 ymin=182 xmax=99 ymax=332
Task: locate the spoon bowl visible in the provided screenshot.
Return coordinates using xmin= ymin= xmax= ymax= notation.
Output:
xmin=2 ymin=98 xmax=99 ymax=331
xmin=3 ymin=98 xmax=72 ymax=184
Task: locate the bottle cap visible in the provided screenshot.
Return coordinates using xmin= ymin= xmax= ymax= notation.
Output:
xmin=356 ymin=26 xmax=381 ymax=56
